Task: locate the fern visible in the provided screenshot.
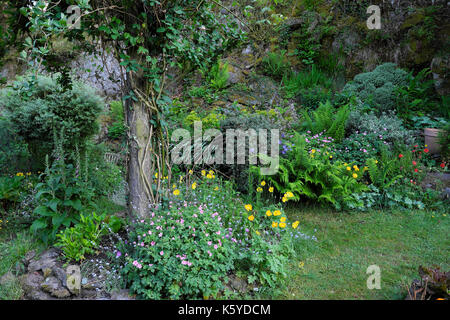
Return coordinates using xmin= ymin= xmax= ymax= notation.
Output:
xmin=301 ymin=100 xmax=349 ymax=142
xmin=258 ymin=132 xmax=367 ymax=210
xmin=366 ymin=158 xmax=402 ymax=190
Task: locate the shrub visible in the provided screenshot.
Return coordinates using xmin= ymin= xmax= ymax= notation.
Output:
xmin=335 ymin=131 xmax=386 ymax=166
xmin=219 ymin=111 xmax=278 ymax=193
xmin=294 ymin=86 xmax=332 ymax=110
xmin=0 ymin=117 xmax=31 ymax=174
xmin=342 ymin=63 xmax=409 ymax=113
xmin=346 ymin=110 xmax=415 ymax=147
xmin=0 ymin=176 xmax=23 ymax=211
xmin=121 ymin=204 xmax=237 ymax=299
xmin=0 ymin=74 xmax=104 ymax=166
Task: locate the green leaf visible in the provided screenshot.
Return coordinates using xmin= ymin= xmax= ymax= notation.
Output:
xmin=31 ymin=218 xmax=47 ymax=232
xmin=71 ymin=199 xmax=83 ymax=211
xmin=34 ymin=206 xmax=52 ymax=217
xmin=48 ymin=198 xmax=60 ymax=212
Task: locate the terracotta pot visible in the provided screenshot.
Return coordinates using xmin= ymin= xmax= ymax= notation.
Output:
xmin=424 ymin=128 xmax=444 ymax=154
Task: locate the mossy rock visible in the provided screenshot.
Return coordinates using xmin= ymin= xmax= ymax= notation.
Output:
xmin=401 ymin=11 xmax=426 ymax=30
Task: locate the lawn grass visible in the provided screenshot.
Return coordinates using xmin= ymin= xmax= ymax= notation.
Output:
xmin=280 ymin=208 xmax=449 ymax=300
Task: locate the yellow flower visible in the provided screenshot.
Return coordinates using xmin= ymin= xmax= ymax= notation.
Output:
xmin=269 ymin=187 xmax=274 ymax=193
xmin=214 ymin=186 xmax=219 ymax=191
xmin=292 ymin=221 xmax=300 ymax=229
xmin=298 ymin=261 xmax=304 ymax=268
xmin=245 ymin=204 xmax=252 ymax=212
xmin=257 ymin=187 xmax=263 ymax=193
xmin=346 ymin=167 xmax=351 ymax=171
xmin=280 ymin=217 xmax=286 ymax=222
xmin=191 ymin=182 xmax=197 ymax=190
xmin=209 ymin=170 xmax=214 ymax=175
xmin=266 ymin=210 xmax=272 ymax=217
xmin=255 ymin=230 xmax=260 ymax=236
xmin=172 ymin=184 xmax=176 ymax=189
xmin=272 ymin=222 xmax=278 ymax=228
xmin=311 ymin=149 xmax=316 ymax=154
xmin=285 ymin=191 xmax=294 ymax=198
xmin=206 ymin=173 xmax=213 ymax=179
xmin=282 ymin=197 xmax=288 ymax=202
xmin=363 ymin=166 xmax=368 ymax=171
xmin=173 ymin=189 xmax=180 ymax=196
xmin=201 ymin=170 xmax=206 ymax=176
xmin=154 ymin=172 xmax=158 ymax=178
xmin=279 ymin=222 xmax=286 ymax=228
xmin=273 ymin=210 xmax=281 ymax=216
xmin=261 ymin=181 xmax=266 ymax=186
xmin=26 ymin=172 xmax=31 ymax=176
xmin=188 ymin=169 xmax=193 ymax=174
xmin=248 ymin=215 xmax=255 ymax=222
xmin=329 ymin=155 xmax=333 ymax=159
xmin=353 ymin=173 xmax=358 ymax=179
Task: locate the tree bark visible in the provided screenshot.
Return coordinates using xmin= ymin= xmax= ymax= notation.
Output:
xmin=124 ymin=78 xmax=153 ymax=219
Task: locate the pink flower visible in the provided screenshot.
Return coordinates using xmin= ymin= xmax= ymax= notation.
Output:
xmin=214 ymin=245 xmax=218 ymax=250
xmin=160 ymin=251 xmax=164 ymax=256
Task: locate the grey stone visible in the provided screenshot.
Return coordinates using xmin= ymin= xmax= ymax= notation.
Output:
xmin=28 ymin=290 xmax=55 ymax=300
xmin=0 ymin=271 xmax=15 ymax=285
xmin=442 ymin=187 xmax=450 ymax=199
xmin=110 ymin=289 xmax=133 ymax=300
xmin=40 ymin=276 xmax=71 ymax=299
xmin=24 ymin=250 xmax=36 ymax=262
xmin=28 ymin=249 xmax=58 ymax=272
xmin=19 ymin=273 xmax=44 ymax=298
xmin=52 ymin=266 xmax=67 ymax=287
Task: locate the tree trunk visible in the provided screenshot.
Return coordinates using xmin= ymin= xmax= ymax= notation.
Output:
xmin=124 ymin=79 xmax=153 ymax=219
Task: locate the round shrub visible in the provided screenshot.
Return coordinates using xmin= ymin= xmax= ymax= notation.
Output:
xmin=342 ymin=63 xmax=409 ymax=113
xmin=0 ymin=74 xmax=104 ymax=166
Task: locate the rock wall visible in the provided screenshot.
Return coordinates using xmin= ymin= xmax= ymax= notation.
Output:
xmin=280 ymin=0 xmax=450 ymax=94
